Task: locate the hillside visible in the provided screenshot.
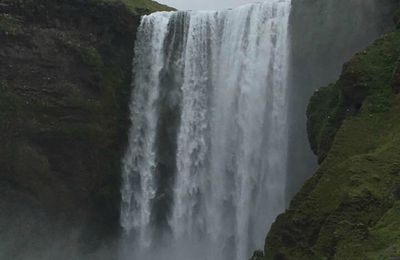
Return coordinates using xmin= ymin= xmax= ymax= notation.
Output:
xmin=264 ymin=10 xmax=400 ymax=260
xmin=0 ymin=0 xmax=171 ymax=258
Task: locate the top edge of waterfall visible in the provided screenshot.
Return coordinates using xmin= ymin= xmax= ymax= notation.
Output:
xmin=143 ymin=0 xmax=289 ymax=17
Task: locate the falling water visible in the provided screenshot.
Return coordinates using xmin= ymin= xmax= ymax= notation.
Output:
xmin=121 ymin=1 xmax=291 ymax=259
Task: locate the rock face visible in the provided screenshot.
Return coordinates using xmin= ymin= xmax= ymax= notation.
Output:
xmin=265 ymin=12 xmax=400 ymax=260
xmin=0 ymin=0 xmax=170 ymax=258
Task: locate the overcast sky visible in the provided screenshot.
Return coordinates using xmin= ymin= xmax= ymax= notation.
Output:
xmin=158 ymin=0 xmax=257 ymax=10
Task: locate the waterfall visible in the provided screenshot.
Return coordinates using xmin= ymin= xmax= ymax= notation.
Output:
xmin=121 ymin=1 xmax=291 ymax=259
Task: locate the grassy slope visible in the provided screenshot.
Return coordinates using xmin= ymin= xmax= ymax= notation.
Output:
xmin=265 ymin=26 xmax=400 ymax=259
xmin=103 ymin=0 xmax=174 ymax=13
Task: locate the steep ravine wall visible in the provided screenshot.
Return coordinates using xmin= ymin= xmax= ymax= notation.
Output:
xmin=0 ymin=0 xmax=170 ymax=259
xmin=264 ymin=3 xmax=400 ymax=260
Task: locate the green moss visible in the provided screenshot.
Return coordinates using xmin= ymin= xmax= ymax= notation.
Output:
xmin=57 ymin=122 xmax=106 ymax=141
xmin=79 ymin=46 xmax=104 ymax=71
xmin=394 ymin=9 xmax=400 ymax=29
xmin=0 ymin=0 xmax=157 ymax=253
xmin=100 ymin=0 xmax=174 ymax=13
xmin=352 ymin=34 xmax=400 ymax=113
xmin=62 ymin=87 xmax=101 ymax=113
xmin=266 ymin=29 xmax=400 ymax=259
xmin=0 ymin=81 xmax=23 ymax=111
xmin=0 ymin=13 xmax=23 ymax=37
xmin=0 ymin=81 xmax=27 ymax=134
xmin=307 ymin=31 xmax=400 ymax=162
xmin=60 ymin=36 xmax=104 ymax=74
xmin=14 ymin=143 xmax=51 ymax=193
xmin=307 ymin=84 xmax=344 ymax=161
xmin=364 ymin=202 xmax=400 ymax=259
xmin=250 ymin=250 xmax=265 ymax=260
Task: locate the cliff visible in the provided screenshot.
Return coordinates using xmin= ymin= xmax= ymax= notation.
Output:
xmin=264 ymin=9 xmax=400 ymax=260
xmin=0 ymin=0 xmax=170 ymax=259
xmin=286 ymin=0 xmax=399 ymax=200
xmin=3 ymin=0 xmax=400 ymax=259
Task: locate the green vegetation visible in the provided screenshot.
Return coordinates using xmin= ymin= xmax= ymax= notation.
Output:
xmin=307 ymin=84 xmax=343 ymax=161
xmin=79 ymin=46 xmax=104 ymax=71
xmin=91 ymin=0 xmax=175 ymax=15
xmin=0 ymin=0 xmax=172 ymax=254
xmin=364 ymin=202 xmax=400 ymax=259
xmin=394 ymin=10 xmax=400 ymax=29
xmin=307 ymin=32 xmax=400 ymax=162
xmin=266 ymin=26 xmax=400 ymax=260
xmin=101 ymin=0 xmax=174 ymax=13
xmin=0 ymin=13 xmax=23 ymax=37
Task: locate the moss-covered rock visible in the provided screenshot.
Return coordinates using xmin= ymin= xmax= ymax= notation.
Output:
xmin=307 ymin=84 xmax=343 ymax=162
xmin=285 ymin=0 xmax=398 ymax=199
xmin=0 ymin=0 xmax=171 ymax=258
xmin=393 ymin=58 xmax=400 ymax=93
xmin=394 ymin=9 xmax=400 ymax=29
xmin=250 ymin=250 xmax=266 ymax=260
xmin=265 ymin=24 xmax=400 ymax=260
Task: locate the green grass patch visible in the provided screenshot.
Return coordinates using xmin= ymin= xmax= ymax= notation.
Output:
xmin=98 ymin=0 xmax=174 ymax=13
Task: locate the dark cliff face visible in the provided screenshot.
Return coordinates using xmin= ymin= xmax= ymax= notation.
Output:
xmin=265 ymin=8 xmax=400 ymax=260
xmin=0 ymin=0 xmax=168 ymax=258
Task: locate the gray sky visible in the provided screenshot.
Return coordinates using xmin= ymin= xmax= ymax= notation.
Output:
xmin=158 ymin=0 xmax=257 ymax=10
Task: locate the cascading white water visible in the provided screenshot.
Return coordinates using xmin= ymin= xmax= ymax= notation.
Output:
xmin=121 ymin=1 xmax=291 ymax=259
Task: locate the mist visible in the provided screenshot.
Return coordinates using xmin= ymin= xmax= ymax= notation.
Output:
xmin=1 ymin=0 xmax=399 ymax=259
